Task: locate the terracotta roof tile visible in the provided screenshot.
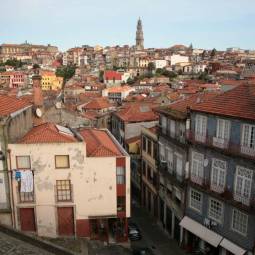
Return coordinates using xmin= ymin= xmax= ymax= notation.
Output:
xmin=79 ymin=128 xmax=123 ymax=157
xmin=191 ymin=83 xmax=255 ymax=120
xmin=83 ymin=98 xmax=112 ymax=110
xmin=0 ymin=95 xmax=32 ymax=117
xmin=18 ymin=123 xmax=78 ymax=143
xmin=115 ymin=103 xmax=159 ymax=122
xmin=104 ymin=71 xmax=122 ymax=80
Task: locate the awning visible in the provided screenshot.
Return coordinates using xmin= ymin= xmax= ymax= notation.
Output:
xmin=179 ymin=216 xmax=223 ymax=247
xmin=220 ymin=238 xmax=246 ymax=255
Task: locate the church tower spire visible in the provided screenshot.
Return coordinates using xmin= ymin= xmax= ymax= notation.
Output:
xmin=136 ymin=17 xmax=144 ymax=50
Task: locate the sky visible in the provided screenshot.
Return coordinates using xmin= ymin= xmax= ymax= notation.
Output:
xmin=1 ymin=0 xmax=255 ymax=51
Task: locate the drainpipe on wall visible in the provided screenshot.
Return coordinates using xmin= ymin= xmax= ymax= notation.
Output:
xmin=3 ymin=116 xmax=16 ymax=228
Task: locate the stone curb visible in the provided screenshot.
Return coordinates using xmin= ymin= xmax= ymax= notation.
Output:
xmin=0 ymin=224 xmax=79 ymax=255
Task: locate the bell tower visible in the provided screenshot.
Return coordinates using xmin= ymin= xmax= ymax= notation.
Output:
xmin=136 ymin=18 xmax=144 ymax=51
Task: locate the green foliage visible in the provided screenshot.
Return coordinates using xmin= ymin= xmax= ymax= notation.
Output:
xmin=155 ymin=68 xmax=177 ymax=79
xmin=211 ymin=48 xmax=217 ymax=58
xmin=127 ymin=77 xmax=135 ymax=85
xmin=99 ymin=70 xmax=104 ymax=82
xmin=33 ymin=64 xmax=40 ymax=69
xmin=55 ymin=65 xmax=76 ymax=82
xmin=147 ymin=62 xmax=155 ymax=73
xmin=0 ymin=58 xmax=24 ymax=68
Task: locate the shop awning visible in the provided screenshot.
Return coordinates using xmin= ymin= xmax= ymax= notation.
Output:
xmin=179 ymin=216 xmax=223 ymax=247
xmin=220 ymin=238 xmax=246 ymax=255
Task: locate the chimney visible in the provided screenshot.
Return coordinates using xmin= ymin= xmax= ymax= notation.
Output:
xmin=32 ymin=71 xmax=43 ymax=107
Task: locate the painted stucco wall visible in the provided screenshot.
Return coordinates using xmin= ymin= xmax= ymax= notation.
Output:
xmin=8 ymin=142 xmax=130 ymax=237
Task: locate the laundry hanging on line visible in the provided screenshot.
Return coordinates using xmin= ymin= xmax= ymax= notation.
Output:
xmin=20 ymin=170 xmax=34 ymax=193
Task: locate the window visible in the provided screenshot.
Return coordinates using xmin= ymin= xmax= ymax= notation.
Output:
xmin=117 ymin=167 xmax=125 ymax=184
xmin=209 ymin=198 xmax=223 ymax=223
xmin=16 ymin=156 xmax=31 ymax=169
xmin=176 ymin=154 xmax=183 ymax=179
xmin=191 ymin=151 xmax=204 ymax=182
xmin=159 ymin=143 xmax=165 ymax=161
xmin=147 ymin=140 xmax=152 ymax=155
xmin=55 ymin=155 xmax=70 ymax=169
xmin=211 ymin=158 xmax=226 ymax=192
xmin=195 ymin=115 xmax=207 ymax=141
xmin=142 ymin=136 xmax=146 ymax=151
xmin=56 ymin=180 xmax=72 ymax=201
xmin=161 ymin=116 xmax=167 ymax=134
xmin=234 ymin=166 xmax=253 ymax=204
xmin=241 ymin=124 xmax=255 ymax=149
xmin=166 ymin=148 xmax=173 ymax=172
xmin=169 ymin=119 xmax=175 ymax=138
xmin=153 ymin=142 xmax=157 ymax=159
xmin=232 ymin=209 xmax=248 ymax=235
xmin=117 ymin=196 xmax=125 ymax=212
xmin=216 ymin=119 xmax=230 ymax=140
xmin=189 ymin=189 xmax=202 ymax=212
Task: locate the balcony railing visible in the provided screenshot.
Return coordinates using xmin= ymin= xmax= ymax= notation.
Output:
xmin=195 ymin=133 xmax=206 ymax=143
xmin=190 ymin=175 xmax=204 ymax=186
xmin=17 ymin=188 xmax=34 ymax=203
xmin=233 ymin=193 xmax=251 ymax=206
xmin=240 ymin=146 xmax=255 ymax=157
xmin=212 ymin=137 xmax=229 ymax=149
xmin=187 ymin=131 xmax=255 ymax=160
xmin=210 ymin=184 xmax=225 ymax=194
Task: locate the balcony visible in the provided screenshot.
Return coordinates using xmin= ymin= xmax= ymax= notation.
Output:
xmin=188 ymin=131 xmax=255 ymax=160
xmin=17 ymin=188 xmax=34 ymax=203
xmin=210 ymin=184 xmax=225 ymax=194
xmin=233 ymin=193 xmax=251 ymax=206
xmin=190 ymin=175 xmax=204 ymax=186
xmin=240 ymin=146 xmax=255 ymax=157
xmin=212 ymin=137 xmax=229 ymax=149
xmin=195 ymin=133 xmax=206 ymax=143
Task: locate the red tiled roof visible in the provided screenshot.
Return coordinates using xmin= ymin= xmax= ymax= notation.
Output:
xmin=104 ymin=71 xmax=122 ymax=80
xmin=18 ymin=123 xmax=78 ymax=143
xmin=115 ymin=103 xmax=159 ymax=122
xmin=0 ymin=95 xmax=32 ymax=117
xmin=170 ymin=93 xmax=219 ymax=113
xmin=191 ymin=83 xmax=255 ymax=120
xmin=79 ymin=128 xmax=123 ymax=157
xmin=83 ymin=98 xmax=112 ymax=110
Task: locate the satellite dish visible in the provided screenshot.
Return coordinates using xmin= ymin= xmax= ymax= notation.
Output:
xmin=55 ymin=102 xmax=62 ymax=109
xmin=204 ymin=159 xmax=208 ymax=167
xmin=36 ymin=108 xmax=42 ymax=118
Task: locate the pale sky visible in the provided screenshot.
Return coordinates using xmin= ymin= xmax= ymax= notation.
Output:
xmin=1 ymin=0 xmax=254 ymax=51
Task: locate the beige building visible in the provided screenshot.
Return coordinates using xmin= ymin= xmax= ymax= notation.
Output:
xmin=8 ymin=123 xmax=130 ymax=242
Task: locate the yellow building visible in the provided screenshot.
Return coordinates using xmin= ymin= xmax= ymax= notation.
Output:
xmin=41 ymin=71 xmax=63 ymax=90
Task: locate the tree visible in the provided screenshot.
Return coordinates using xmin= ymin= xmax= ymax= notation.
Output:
xmin=99 ymin=70 xmax=104 ymax=82
xmin=148 ymin=62 xmax=155 ymax=74
xmin=55 ymin=65 xmax=76 ymax=83
xmin=210 ymin=48 xmax=217 ymax=58
xmin=127 ymin=77 xmax=134 ymax=85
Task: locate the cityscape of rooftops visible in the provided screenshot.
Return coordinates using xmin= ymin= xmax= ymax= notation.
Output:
xmin=0 ymin=1 xmax=254 ymax=255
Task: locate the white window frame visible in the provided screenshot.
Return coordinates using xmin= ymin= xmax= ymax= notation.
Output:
xmin=169 ymin=119 xmax=176 ymax=138
xmin=159 ymin=143 xmax=165 ymax=162
xmin=216 ymin=118 xmax=230 ymax=140
xmin=191 ymin=151 xmax=204 ymax=184
xmin=166 ymin=147 xmax=173 ymax=172
xmin=241 ymin=124 xmax=255 ymax=151
xmin=234 ymin=166 xmax=253 ymax=205
xmin=175 ymin=153 xmax=183 ymax=177
xmin=231 ymin=209 xmax=248 ymax=236
xmin=189 ymin=188 xmax=202 ymax=213
xmin=208 ymin=198 xmax=224 ymax=224
xmin=211 ymin=158 xmax=226 ymax=192
xmin=195 ymin=114 xmax=207 ymax=137
xmin=161 ymin=116 xmax=167 ymax=134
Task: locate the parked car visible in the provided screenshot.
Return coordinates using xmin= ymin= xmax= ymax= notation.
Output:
xmin=128 ymin=222 xmax=142 ymax=241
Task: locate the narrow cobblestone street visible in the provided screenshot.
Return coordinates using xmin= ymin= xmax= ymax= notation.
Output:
xmin=131 ymin=203 xmax=186 ymax=255
xmin=0 ymin=231 xmax=54 ymax=255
